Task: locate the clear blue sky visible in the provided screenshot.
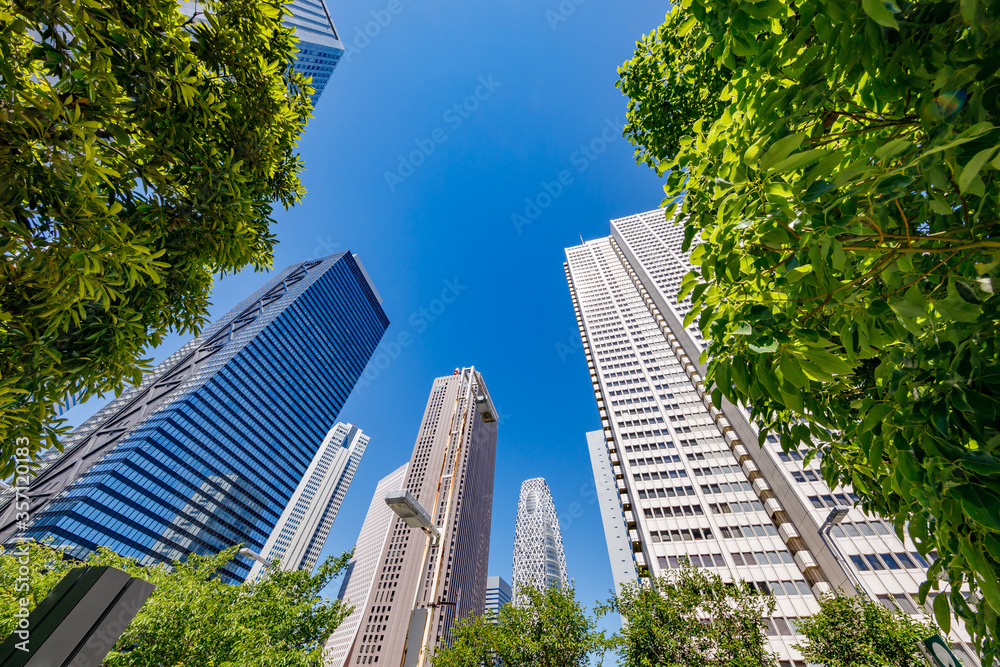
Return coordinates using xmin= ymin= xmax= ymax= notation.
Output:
xmin=64 ymin=0 xmax=668 ymax=636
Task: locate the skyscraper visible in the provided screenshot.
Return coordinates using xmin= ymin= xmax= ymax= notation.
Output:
xmin=3 ymin=252 xmax=387 ymax=583
xmin=324 ymin=367 xmax=499 ymax=667
xmin=485 ymin=576 xmax=512 ymax=619
xmin=249 ymin=422 xmax=370 ymax=580
xmin=585 ymin=430 xmax=635 ymax=598
xmin=565 ymin=211 xmax=980 ymax=665
xmin=325 ymin=463 xmax=410 ymax=667
xmin=511 ymin=478 xmax=567 ymax=602
xmin=180 ymin=0 xmax=345 ymax=104
xmin=284 ymin=0 xmax=346 ymax=104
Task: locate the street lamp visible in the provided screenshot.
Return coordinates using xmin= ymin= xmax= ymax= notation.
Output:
xmin=238 ymin=547 xmax=273 ymax=567
xmin=386 ymin=489 xmax=441 ymax=543
xmin=818 ymin=506 xmax=871 ymax=599
xmin=385 ymin=490 xmax=440 ymax=667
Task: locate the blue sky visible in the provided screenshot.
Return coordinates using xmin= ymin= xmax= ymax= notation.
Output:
xmin=64 ymin=0 xmax=668 ymax=635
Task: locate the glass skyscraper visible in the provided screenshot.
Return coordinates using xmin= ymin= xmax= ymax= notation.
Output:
xmin=5 ymin=252 xmax=387 ymax=582
xmin=285 ymin=0 xmax=345 ymax=104
xmin=180 ymin=0 xmax=345 ymax=105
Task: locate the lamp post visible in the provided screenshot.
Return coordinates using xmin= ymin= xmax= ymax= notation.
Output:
xmin=238 ymin=547 xmax=273 ymax=568
xmin=817 ymin=506 xmax=871 ymax=600
xmin=385 ymin=489 xmax=441 ymax=667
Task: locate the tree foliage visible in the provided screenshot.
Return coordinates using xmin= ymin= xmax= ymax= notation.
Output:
xmin=431 ymin=585 xmax=607 ymax=667
xmin=0 ymin=0 xmax=313 ymax=475
xmin=794 ymin=593 xmax=938 ymax=667
xmin=618 ymin=0 xmax=1000 ymax=659
xmin=0 ymin=542 xmax=352 ymax=666
xmin=598 ymin=561 xmax=778 ymax=667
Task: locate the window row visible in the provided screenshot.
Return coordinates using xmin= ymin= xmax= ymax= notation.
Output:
xmin=809 ymin=493 xmax=859 ymax=509
xmin=849 ymin=551 xmax=928 ymax=571
xmin=630 ymin=455 xmax=683 ymax=466
xmin=709 ymin=500 xmax=766 ymax=515
xmin=637 ymin=485 xmax=695 ymax=499
xmin=633 ymin=469 xmax=689 ymax=482
xmin=649 ymin=526 xmax=713 ymax=542
xmin=701 ymin=481 xmax=753 ymax=494
xmin=643 ymin=504 xmax=704 ymax=519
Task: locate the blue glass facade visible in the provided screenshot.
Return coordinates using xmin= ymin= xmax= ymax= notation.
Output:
xmin=22 ymin=253 xmax=387 ymax=582
xmin=285 ymin=0 xmax=345 ymax=104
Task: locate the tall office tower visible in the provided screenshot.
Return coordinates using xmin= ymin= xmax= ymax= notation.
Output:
xmin=2 ymin=252 xmax=388 ymax=583
xmin=511 ymin=478 xmax=568 ymax=601
xmin=248 ymin=423 xmax=370 ymax=580
xmin=180 ymin=0 xmax=344 ymax=104
xmin=586 ymin=430 xmax=636 ymax=597
xmin=485 ymin=576 xmax=512 ymax=618
xmin=325 ymin=368 xmax=499 ymax=667
xmin=565 ymin=213 xmax=980 ymax=666
xmin=284 ymin=0 xmax=346 ymax=104
xmin=325 ymin=463 xmax=410 ymax=667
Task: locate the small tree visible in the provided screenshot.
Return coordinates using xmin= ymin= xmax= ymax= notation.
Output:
xmin=431 ymin=585 xmax=607 ymax=667
xmin=0 ymin=0 xmax=314 ymax=473
xmin=599 ymin=561 xmax=778 ymax=667
xmin=794 ymin=594 xmax=938 ymax=667
xmin=0 ymin=542 xmax=352 ymax=666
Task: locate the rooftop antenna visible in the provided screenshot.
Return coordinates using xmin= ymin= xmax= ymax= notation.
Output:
xmin=579 ymin=234 xmax=585 ymax=244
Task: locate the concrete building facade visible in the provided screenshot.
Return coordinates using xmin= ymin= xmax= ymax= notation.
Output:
xmin=325 ymin=463 xmax=410 ymax=667
xmin=485 ymin=575 xmax=512 ymax=619
xmin=565 ymin=210 xmax=980 ymax=665
xmin=250 ymin=422 xmax=370 ymax=579
xmin=324 ymin=368 xmax=499 ymax=666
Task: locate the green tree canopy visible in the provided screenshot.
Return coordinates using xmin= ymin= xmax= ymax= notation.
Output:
xmin=618 ymin=0 xmax=1000 ymax=659
xmin=0 ymin=542 xmax=352 ymax=666
xmin=0 ymin=0 xmax=313 ymax=475
xmin=794 ymin=593 xmax=938 ymax=667
xmin=598 ymin=561 xmax=778 ymax=667
xmin=431 ymin=585 xmax=607 ymax=667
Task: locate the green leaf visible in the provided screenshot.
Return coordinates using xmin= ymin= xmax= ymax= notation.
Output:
xmin=874 ymin=138 xmax=913 ymax=160
xmin=795 ymin=346 xmax=854 ymax=376
xmin=954 ymin=485 xmax=1000 ymax=531
xmin=933 ymin=592 xmax=951 ymax=634
xmin=785 ymin=264 xmax=813 ymax=282
xmin=768 ymin=149 xmax=831 ymax=174
xmin=961 ymin=0 xmax=977 ymax=23
xmin=862 ymin=0 xmax=899 ymax=28
xmin=758 ymin=133 xmax=807 ymax=172
xmin=779 ymin=354 xmax=810 ymax=389
xmin=889 ymin=300 xmax=926 ymax=319
xmin=959 ymin=147 xmax=998 ymax=194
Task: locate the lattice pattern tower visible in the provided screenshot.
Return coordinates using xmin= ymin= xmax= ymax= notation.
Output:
xmin=511 ymin=478 xmax=567 ymax=601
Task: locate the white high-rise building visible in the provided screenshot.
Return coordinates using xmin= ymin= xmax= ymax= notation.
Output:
xmin=249 ymin=422 xmax=369 ymax=579
xmin=324 ymin=463 xmax=409 ymax=667
xmin=511 ymin=478 xmax=568 ymax=602
xmin=565 ymin=209 xmax=981 ymax=666
xmin=485 ymin=575 xmax=512 ymax=618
